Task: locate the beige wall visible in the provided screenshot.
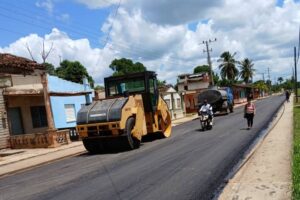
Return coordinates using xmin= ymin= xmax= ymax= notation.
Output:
xmin=11 ymin=75 xmax=41 ymax=86
xmin=7 ymin=96 xmax=47 ymax=134
xmin=162 ymin=93 xmax=185 ymax=119
xmin=0 ymin=89 xmax=10 ymax=149
xmin=177 ymin=81 xmax=209 ymax=92
xmin=178 ymin=83 xmax=185 ymax=92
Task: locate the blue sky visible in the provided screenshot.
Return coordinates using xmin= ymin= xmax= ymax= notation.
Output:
xmin=0 ymin=0 xmax=299 ymax=84
xmin=0 ymin=0 xmax=111 ymax=48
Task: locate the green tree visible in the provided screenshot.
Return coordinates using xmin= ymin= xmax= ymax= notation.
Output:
xmin=213 ymin=72 xmax=220 ymax=85
xmin=193 ymin=65 xmax=210 ymax=74
xmin=218 ymin=51 xmax=239 ymax=82
xmin=44 ymin=62 xmax=56 ymax=75
xmin=157 ymin=80 xmax=167 ymax=87
xmin=282 ymin=78 xmax=294 ymax=90
xmin=266 ymin=80 xmax=272 ymax=87
xmin=218 ymin=78 xmax=230 ymax=87
xmin=253 ymin=80 xmax=268 ymax=91
xmin=278 ymin=77 xmax=283 ymax=84
xmin=109 ymin=58 xmax=146 ymax=76
xmin=94 ymin=85 xmax=104 ymax=91
xmin=239 ymin=58 xmax=255 ymax=84
xmin=55 ymin=60 xmax=94 ymax=87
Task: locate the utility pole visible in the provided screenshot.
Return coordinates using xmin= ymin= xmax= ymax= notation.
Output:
xmin=267 ymin=67 xmax=272 ymax=94
xmin=257 ymin=72 xmax=265 ymax=82
xmin=295 ymin=46 xmax=298 ymax=103
xmin=202 ymin=38 xmax=217 ymax=87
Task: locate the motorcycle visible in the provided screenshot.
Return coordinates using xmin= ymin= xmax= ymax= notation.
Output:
xmin=199 ymin=111 xmax=213 ymax=131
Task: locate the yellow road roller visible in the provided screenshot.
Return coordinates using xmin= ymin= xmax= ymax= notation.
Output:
xmin=76 ymin=71 xmax=172 ymax=153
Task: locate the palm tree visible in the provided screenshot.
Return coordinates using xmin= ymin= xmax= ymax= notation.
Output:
xmin=278 ymin=77 xmax=283 ymax=84
xmin=239 ymin=58 xmax=255 ymax=84
xmin=218 ymin=51 xmax=239 ymax=82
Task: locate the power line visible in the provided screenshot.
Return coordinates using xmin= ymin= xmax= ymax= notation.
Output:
xmin=0 ymin=1 xmax=206 ymax=66
xmin=0 ymin=5 xmax=190 ymax=65
xmin=2 ymin=1 xmax=107 ymax=37
xmin=103 ymin=0 xmax=122 ymax=46
xmin=0 ymin=2 xmax=204 ymax=66
xmin=0 ymin=3 xmax=214 ymax=70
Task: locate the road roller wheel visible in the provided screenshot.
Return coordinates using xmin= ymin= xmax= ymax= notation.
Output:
xmin=125 ymin=117 xmax=140 ymax=149
xmin=159 ymin=114 xmax=172 ymax=138
xmin=82 ymin=138 xmax=104 ymax=154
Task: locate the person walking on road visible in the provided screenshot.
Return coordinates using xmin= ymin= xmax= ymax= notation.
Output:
xmin=244 ymin=99 xmax=256 ymax=130
xmin=285 ymin=90 xmax=290 ymax=102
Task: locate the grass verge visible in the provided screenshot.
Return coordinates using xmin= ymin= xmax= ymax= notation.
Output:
xmin=293 ymin=104 xmax=300 ymax=199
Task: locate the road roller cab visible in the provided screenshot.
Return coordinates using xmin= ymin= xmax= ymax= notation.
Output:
xmin=76 ymin=71 xmax=172 ymax=153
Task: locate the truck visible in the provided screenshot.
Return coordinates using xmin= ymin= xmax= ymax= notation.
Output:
xmin=197 ymin=87 xmax=234 ymax=114
xmin=76 ymin=71 xmax=172 ymax=153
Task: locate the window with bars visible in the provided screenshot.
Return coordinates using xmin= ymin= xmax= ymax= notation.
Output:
xmin=30 ymin=106 xmax=48 ymax=128
xmin=177 ymin=98 xmax=181 ymax=109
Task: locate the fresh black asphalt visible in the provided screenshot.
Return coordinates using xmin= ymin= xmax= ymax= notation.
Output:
xmin=0 ymin=95 xmax=285 ymax=200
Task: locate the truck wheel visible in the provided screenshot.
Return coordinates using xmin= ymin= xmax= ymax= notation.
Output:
xmin=82 ymin=139 xmax=103 ymax=154
xmin=125 ymin=117 xmax=140 ymax=149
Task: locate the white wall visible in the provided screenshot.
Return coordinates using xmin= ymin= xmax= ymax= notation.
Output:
xmin=188 ymin=82 xmax=209 ymax=90
xmin=162 ymin=92 xmax=184 ymax=119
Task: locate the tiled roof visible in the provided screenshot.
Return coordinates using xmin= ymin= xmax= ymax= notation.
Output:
xmin=0 ymin=53 xmax=45 ymax=74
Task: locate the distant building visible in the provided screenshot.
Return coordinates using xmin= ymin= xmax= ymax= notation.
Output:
xmin=177 ymin=73 xmax=210 ymax=113
xmin=159 ymin=85 xmax=185 ymax=119
xmin=94 ymin=89 xmax=105 ymax=100
xmin=232 ymin=84 xmax=260 ymax=104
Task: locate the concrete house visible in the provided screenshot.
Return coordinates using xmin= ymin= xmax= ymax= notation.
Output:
xmin=159 ymin=86 xmax=185 ymax=119
xmin=0 ymin=53 xmax=45 ymax=149
xmin=5 ymin=75 xmax=93 ymax=149
xmin=232 ymin=84 xmax=260 ymax=104
xmin=0 ymin=53 xmax=93 ymax=149
xmin=177 ymin=73 xmax=210 ymax=113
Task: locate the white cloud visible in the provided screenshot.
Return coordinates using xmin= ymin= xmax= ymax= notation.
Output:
xmin=104 ymin=8 xmax=187 ymax=61
xmin=126 ymin=0 xmax=224 ymax=25
xmin=56 ymin=14 xmax=70 ymax=23
xmin=0 ymin=28 xmax=115 ymax=84
xmin=2 ymin=0 xmax=300 ymax=85
xmin=76 ymin=0 xmax=124 ymax=9
xmin=36 ymin=0 xmax=54 ymax=14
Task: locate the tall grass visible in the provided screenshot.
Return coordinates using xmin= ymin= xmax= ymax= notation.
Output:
xmin=293 ymin=105 xmax=300 ymax=199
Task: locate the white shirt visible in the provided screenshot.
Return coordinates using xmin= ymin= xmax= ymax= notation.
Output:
xmin=200 ymin=103 xmax=213 ymax=115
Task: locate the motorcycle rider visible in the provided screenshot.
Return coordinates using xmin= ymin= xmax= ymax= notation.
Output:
xmin=199 ymin=99 xmax=213 ymax=125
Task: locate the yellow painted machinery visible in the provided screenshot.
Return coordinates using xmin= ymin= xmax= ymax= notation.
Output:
xmin=76 ymin=71 xmax=172 ymax=153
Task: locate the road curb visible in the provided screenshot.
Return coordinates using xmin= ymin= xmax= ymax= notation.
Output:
xmin=0 ymin=143 xmax=84 ymax=168
xmin=0 ymin=146 xmax=86 ymax=178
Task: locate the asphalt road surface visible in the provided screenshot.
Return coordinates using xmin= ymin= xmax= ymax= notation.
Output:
xmin=0 ymin=95 xmax=285 ymax=200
